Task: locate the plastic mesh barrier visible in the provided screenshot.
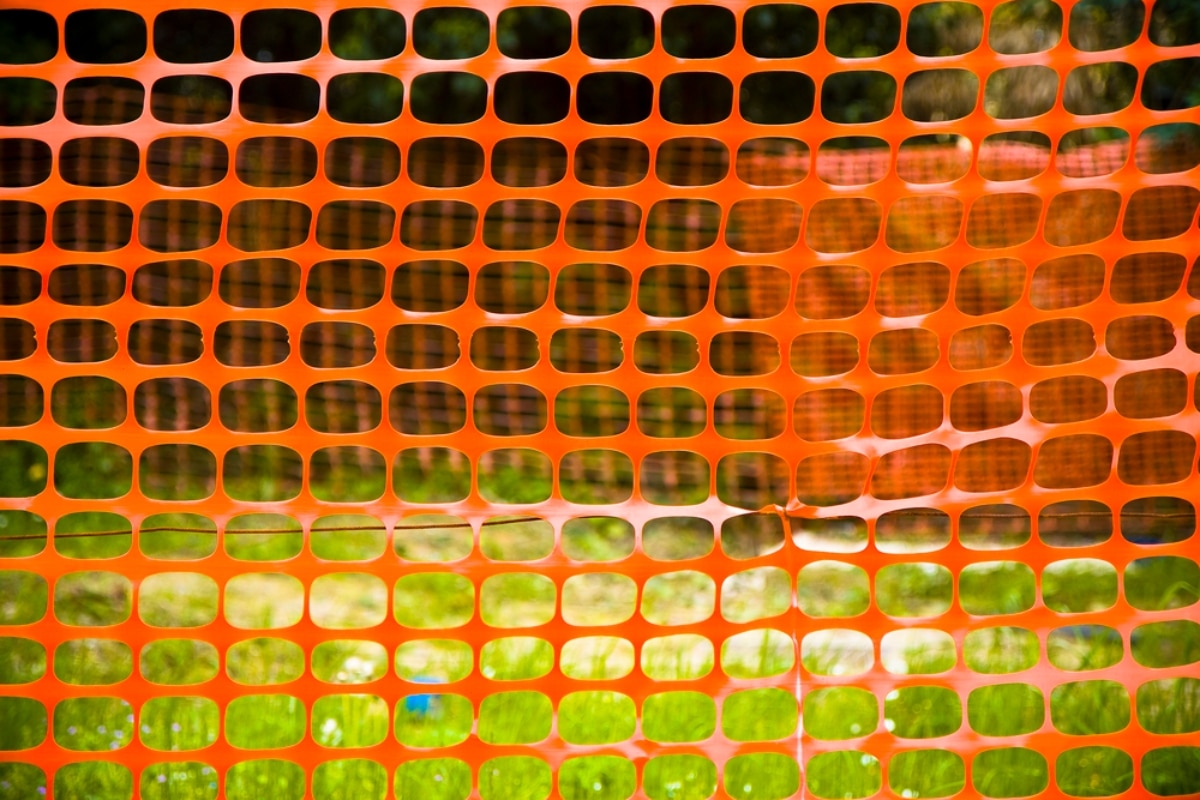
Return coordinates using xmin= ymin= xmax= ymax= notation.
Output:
xmin=2 ymin=1 xmax=1200 ymax=798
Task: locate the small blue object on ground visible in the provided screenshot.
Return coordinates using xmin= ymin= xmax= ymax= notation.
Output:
xmin=405 ymin=674 xmax=444 ymax=714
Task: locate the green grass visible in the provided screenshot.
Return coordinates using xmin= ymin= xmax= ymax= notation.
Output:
xmin=2 ymin=470 xmax=1198 ymax=799
xmin=4 ymin=561 xmax=1197 ymax=798
xmin=559 ymin=692 xmax=636 ymax=745
xmin=11 ymin=633 xmax=1185 ymax=800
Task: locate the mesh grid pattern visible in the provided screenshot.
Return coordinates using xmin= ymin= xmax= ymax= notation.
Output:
xmin=1 ymin=1 xmax=1199 ymax=798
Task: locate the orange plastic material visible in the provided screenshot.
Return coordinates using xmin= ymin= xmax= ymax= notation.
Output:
xmin=1 ymin=1 xmax=1199 ymax=798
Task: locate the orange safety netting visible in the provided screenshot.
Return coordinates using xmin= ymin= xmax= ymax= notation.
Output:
xmin=1 ymin=0 xmax=1199 ymax=798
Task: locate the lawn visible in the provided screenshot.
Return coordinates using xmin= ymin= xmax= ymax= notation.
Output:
xmin=2 ymin=484 xmax=1199 ymax=799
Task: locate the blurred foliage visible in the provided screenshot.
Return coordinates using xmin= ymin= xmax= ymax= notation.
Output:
xmin=412 ymin=8 xmax=487 ymax=59
xmin=1069 ymin=0 xmax=1144 ymax=51
xmin=1150 ymin=0 xmax=1200 ymax=46
xmin=743 ymin=4 xmax=819 ymax=58
xmin=907 ymin=2 xmax=983 ymax=55
xmin=4 ymin=5 xmax=1197 ymax=132
xmin=662 ymin=5 xmax=736 ymax=58
xmin=990 ymin=0 xmax=1063 ymax=53
xmin=578 ymin=7 xmax=653 ymax=58
xmin=0 ymin=10 xmax=57 ymax=64
xmin=497 ymin=7 xmax=570 ymax=59
xmin=826 ymin=3 xmax=902 ymax=57
xmin=329 ymin=8 xmax=405 ymax=60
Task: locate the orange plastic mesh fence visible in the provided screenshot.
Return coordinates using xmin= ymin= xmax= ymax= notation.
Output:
xmin=1 ymin=1 xmax=1199 ymax=798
